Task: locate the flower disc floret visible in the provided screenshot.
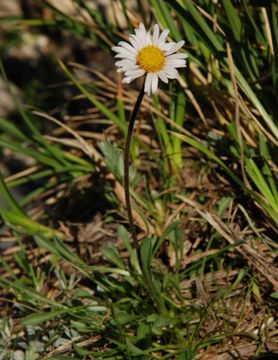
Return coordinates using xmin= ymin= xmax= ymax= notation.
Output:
xmin=136 ymin=45 xmax=165 ymax=73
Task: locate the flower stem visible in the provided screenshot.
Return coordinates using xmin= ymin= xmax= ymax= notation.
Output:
xmin=124 ymin=80 xmax=145 ymax=253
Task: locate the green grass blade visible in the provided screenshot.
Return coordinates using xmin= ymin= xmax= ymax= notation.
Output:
xmin=245 ymin=158 xmax=278 ymax=214
xmin=150 ymin=0 xmax=182 ymax=41
xmin=21 ymin=308 xmax=72 ymax=326
xmin=0 ymin=118 xmax=28 ymax=141
xmin=0 ymin=171 xmax=25 ymax=216
xmin=233 ymin=66 xmax=278 ymax=140
xmin=59 ymin=61 xmax=126 ymax=133
xmin=165 ymin=0 xmax=223 ymax=52
xmin=0 ymin=206 xmax=63 ymax=239
xmin=221 ymin=0 xmax=242 ymax=42
xmin=171 ymin=132 xmax=244 ymax=187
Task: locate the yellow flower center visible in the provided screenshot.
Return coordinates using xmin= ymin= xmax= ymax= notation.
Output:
xmin=136 ymin=45 xmax=165 ymax=73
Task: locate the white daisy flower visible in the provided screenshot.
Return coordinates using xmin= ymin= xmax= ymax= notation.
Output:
xmin=112 ymin=23 xmax=188 ymax=96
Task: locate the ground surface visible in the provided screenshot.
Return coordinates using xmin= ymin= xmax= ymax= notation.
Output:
xmin=0 ymin=1 xmax=277 ymax=359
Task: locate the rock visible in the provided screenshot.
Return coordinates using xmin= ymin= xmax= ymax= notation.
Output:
xmin=0 ymin=0 xmax=21 ymax=17
xmin=0 ymin=77 xmax=19 ymax=117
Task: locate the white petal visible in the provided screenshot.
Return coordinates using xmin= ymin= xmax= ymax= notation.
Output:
xmin=164 ymin=67 xmax=179 ymax=79
xmin=165 ymin=40 xmax=185 ymax=55
xmin=166 ymin=59 xmax=187 ymax=68
xmin=166 ymin=53 xmax=188 ymax=60
xmin=170 ymin=63 xmax=186 ymax=68
xmin=112 ymin=46 xmax=131 ymax=54
xmin=122 ymin=77 xmax=132 ymax=83
xmin=134 ymin=30 xmax=144 ymax=48
xmin=157 ymin=29 xmax=170 ymax=47
xmin=152 ymin=24 xmax=160 ymax=45
xmin=122 ymin=73 xmax=145 ymax=83
xmin=113 ymin=46 xmax=135 ymax=56
xmin=124 ymin=69 xmax=145 ymax=77
xmin=158 ymin=71 xmax=169 ymax=83
xmin=145 ymin=32 xmax=152 ymax=46
xmin=113 ymin=46 xmax=135 ymax=57
xmin=118 ymin=41 xmax=137 ymax=54
xmin=116 ymin=61 xmax=138 ymax=70
xmin=144 ymin=73 xmax=153 ymax=95
xmin=128 ymin=72 xmax=146 ymax=82
xmin=135 ymin=24 xmax=147 ymax=45
xmin=133 ymin=23 xmax=152 ymax=49
xmin=121 ymin=64 xmax=140 ymax=71
xmin=115 ymin=53 xmax=135 ymax=60
xmin=115 ymin=59 xmax=136 ymax=67
xmin=129 ymin=35 xmax=139 ymax=50
xmin=139 ymin=32 xmax=151 ymax=48
xmin=160 ymin=42 xmax=175 ymax=51
xmin=151 ymin=73 xmax=159 ymax=93
xmin=139 ymin=23 xmax=146 ymax=33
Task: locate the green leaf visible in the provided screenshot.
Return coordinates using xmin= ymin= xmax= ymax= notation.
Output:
xmin=153 ymin=220 xmax=180 ymax=256
xmin=48 ymin=356 xmax=80 ymax=360
xmin=118 ymin=225 xmax=140 ymax=272
xmin=21 ymin=308 xmax=71 ymax=326
xmin=137 ymin=322 xmax=152 ymax=342
xmin=126 ymin=339 xmax=146 ymax=356
xmin=140 ymin=238 xmax=166 ymax=313
xmin=140 ymin=237 xmax=154 ymax=286
xmin=101 ymin=244 xmax=126 ymax=269
xmin=176 ymin=349 xmax=197 ymax=360
xmin=270 ymin=292 xmax=278 ymax=299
